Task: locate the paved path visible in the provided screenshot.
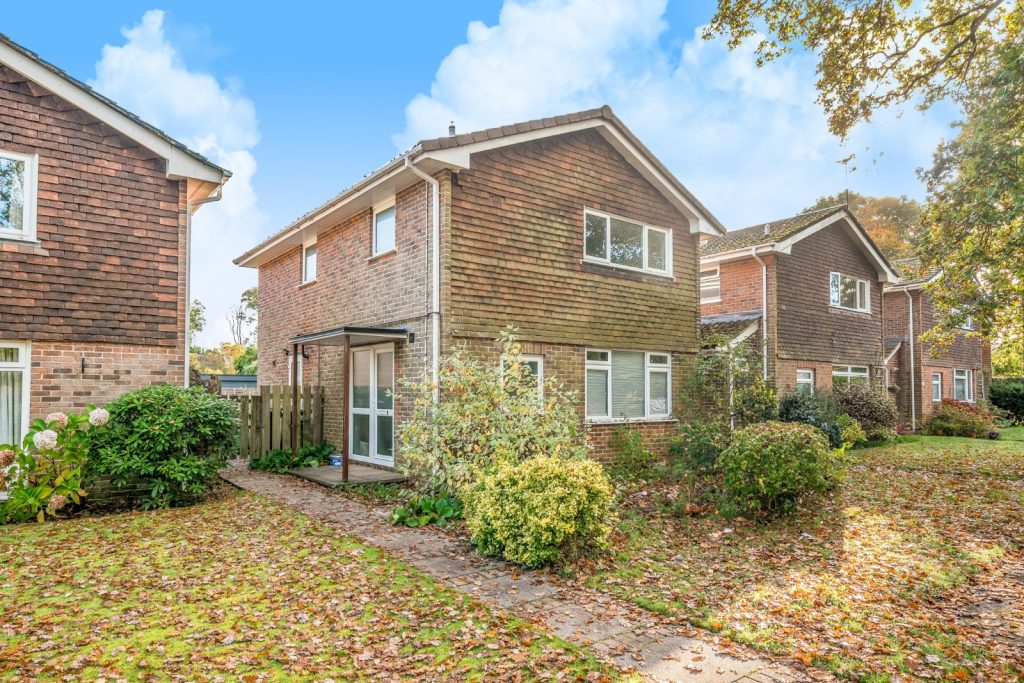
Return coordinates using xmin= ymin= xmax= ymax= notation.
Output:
xmin=221 ymin=465 xmax=821 ymax=683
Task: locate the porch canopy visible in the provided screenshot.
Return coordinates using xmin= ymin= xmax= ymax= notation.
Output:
xmin=286 ymin=325 xmax=411 ymax=482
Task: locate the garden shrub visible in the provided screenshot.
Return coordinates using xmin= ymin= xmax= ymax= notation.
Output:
xmin=778 ymin=391 xmax=844 ymax=448
xmin=463 ymin=454 xmax=614 ymax=567
xmin=831 ymin=383 xmax=899 ymax=440
xmin=719 ymin=421 xmax=840 ymax=515
xmin=609 ymin=427 xmax=657 ymax=479
xmin=732 ymin=379 xmax=778 ymax=427
xmin=87 ymin=385 xmax=237 ymax=509
xmin=390 ymin=494 xmax=462 ymax=527
xmin=397 ymin=331 xmax=588 ymax=497
xmin=250 ymin=442 xmax=336 ymax=473
xmin=990 ymin=379 xmax=1024 ymax=421
xmin=667 ymin=420 xmax=729 ymax=473
xmin=836 ymin=414 xmax=867 ymax=448
xmin=924 ymin=399 xmax=994 ymax=438
xmin=1 ymin=408 xmax=107 ymax=523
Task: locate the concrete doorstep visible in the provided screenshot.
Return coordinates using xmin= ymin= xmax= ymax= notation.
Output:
xmin=220 ymin=465 xmax=818 ymax=683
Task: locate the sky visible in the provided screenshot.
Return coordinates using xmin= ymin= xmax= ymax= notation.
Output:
xmin=3 ymin=1 xmax=958 ymax=347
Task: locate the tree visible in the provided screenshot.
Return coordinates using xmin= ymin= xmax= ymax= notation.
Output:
xmin=234 ymin=345 xmax=257 ymax=375
xmin=226 ymin=287 xmax=258 ymax=346
xmin=805 ymin=192 xmax=922 ymax=258
xmin=993 ymin=335 xmax=1024 ymax=378
xmin=705 ymin=0 xmax=1019 ymax=138
xmin=191 ymin=342 xmax=248 ymax=375
xmin=189 ymin=299 xmax=206 ymax=335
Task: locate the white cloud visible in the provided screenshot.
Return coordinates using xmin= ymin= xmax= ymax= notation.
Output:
xmin=89 ymin=10 xmax=264 ymax=347
xmin=396 ymin=0 xmax=950 ymax=228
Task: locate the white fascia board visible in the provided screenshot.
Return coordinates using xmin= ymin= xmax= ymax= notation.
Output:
xmin=775 ymin=211 xmax=900 ymax=283
xmin=0 ymin=42 xmax=223 ymax=183
xmin=884 ymin=342 xmax=903 ymax=364
xmin=728 ymin=321 xmax=761 ymax=348
xmin=699 ymin=244 xmax=775 ymax=265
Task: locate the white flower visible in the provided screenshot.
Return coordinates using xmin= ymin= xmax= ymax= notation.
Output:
xmin=88 ymin=408 xmax=110 ymax=427
xmin=45 ymin=412 xmax=69 ymax=429
xmin=33 ymin=430 xmax=58 ymax=451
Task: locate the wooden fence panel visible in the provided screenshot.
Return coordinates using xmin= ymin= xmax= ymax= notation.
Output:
xmin=236 ymin=385 xmax=325 ymax=459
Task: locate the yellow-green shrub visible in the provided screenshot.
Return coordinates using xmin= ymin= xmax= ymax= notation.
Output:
xmin=463 ymin=455 xmax=613 ymax=567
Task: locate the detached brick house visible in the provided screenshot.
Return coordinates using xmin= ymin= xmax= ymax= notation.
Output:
xmin=883 ymin=259 xmax=991 ymax=429
xmin=0 ymin=35 xmax=229 ymax=446
xmin=236 ymin=106 xmax=724 ymax=467
xmin=699 ymin=206 xmax=899 ymax=394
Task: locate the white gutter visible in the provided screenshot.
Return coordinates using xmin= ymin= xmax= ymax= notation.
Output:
xmin=750 ymin=247 xmax=769 ymax=381
xmin=903 ymin=287 xmax=917 ymax=430
xmin=184 ymin=184 xmax=225 ymax=387
xmin=404 ymin=158 xmax=441 ymax=401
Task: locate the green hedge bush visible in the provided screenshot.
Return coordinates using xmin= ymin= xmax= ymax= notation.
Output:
xmin=720 ymin=421 xmax=840 ymax=515
xmin=778 ymin=391 xmax=844 ymax=448
xmin=923 ymin=399 xmax=994 ymax=438
xmin=87 ymin=385 xmax=237 ymax=509
xmin=250 ymin=443 xmax=335 ymax=473
xmin=990 ymin=379 xmax=1024 ymax=421
xmin=831 ymin=383 xmax=899 ymax=440
xmin=668 ymin=420 xmax=729 ymax=473
xmin=463 ymin=455 xmax=613 ymax=567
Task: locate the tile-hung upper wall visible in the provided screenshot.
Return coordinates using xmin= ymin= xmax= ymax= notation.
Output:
xmin=0 ymin=68 xmax=188 ymax=347
xmin=445 ymin=128 xmax=702 ymax=354
xmin=774 ymin=224 xmax=885 ymax=369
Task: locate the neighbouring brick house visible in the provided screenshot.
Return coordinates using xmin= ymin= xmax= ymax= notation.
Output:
xmin=699 ymin=206 xmax=899 ymax=395
xmin=883 ymin=259 xmax=991 ymax=430
xmin=0 ymin=35 xmax=229 ymax=446
xmin=236 ymin=106 xmax=725 ymax=467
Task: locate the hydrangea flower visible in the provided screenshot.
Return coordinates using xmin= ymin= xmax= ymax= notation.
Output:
xmin=0 ymin=448 xmax=16 ymax=468
xmin=46 ymin=493 xmax=68 ymax=512
xmin=88 ymin=408 xmax=110 ymax=427
xmin=32 ymin=429 xmax=58 ymax=451
xmin=45 ymin=412 xmax=69 ymax=429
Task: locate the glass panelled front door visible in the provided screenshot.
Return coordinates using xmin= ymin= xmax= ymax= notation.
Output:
xmin=350 ymin=344 xmax=394 ymax=467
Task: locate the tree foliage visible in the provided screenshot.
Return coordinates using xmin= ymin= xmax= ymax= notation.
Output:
xmin=805 ymin=192 xmax=922 ymax=258
xmin=189 ymin=299 xmax=206 ymax=335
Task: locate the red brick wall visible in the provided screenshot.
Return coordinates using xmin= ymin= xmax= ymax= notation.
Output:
xmin=0 ymin=66 xmax=188 ymax=348
xmin=700 ymin=256 xmax=764 ymax=317
xmin=29 ymin=341 xmax=184 ymax=418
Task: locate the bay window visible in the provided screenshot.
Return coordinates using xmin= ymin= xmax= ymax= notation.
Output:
xmin=829 ymin=272 xmax=869 ymax=313
xmin=0 ymin=342 xmax=30 ymax=447
xmin=585 ymin=350 xmax=671 ymax=420
xmin=584 ymin=209 xmax=671 ymax=276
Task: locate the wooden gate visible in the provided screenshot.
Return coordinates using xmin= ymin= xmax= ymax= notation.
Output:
xmin=237 ymin=385 xmax=325 ymax=459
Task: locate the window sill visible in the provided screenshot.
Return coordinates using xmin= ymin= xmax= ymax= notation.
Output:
xmin=830 ymin=304 xmax=871 ymax=315
xmin=586 ymin=417 xmax=677 ymax=425
xmin=701 ymin=297 xmax=722 ymax=305
xmin=298 ymin=279 xmax=318 ymax=289
xmin=368 ymin=249 xmax=396 ymax=263
xmin=580 ymin=258 xmax=674 ymax=280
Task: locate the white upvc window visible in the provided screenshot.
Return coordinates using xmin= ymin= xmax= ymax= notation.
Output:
xmin=832 ymin=364 xmax=869 ymax=386
xmin=951 ymin=308 xmax=974 ymax=331
xmin=585 ymin=349 xmax=671 ymax=420
xmin=700 ymin=266 xmax=721 ymax=303
xmin=500 ymin=354 xmax=544 ymax=403
xmin=953 ymin=369 xmax=974 ymax=402
xmin=302 ymin=239 xmax=317 ymax=283
xmin=932 ymin=372 xmax=942 ymax=401
xmin=0 ymin=149 xmax=39 ymax=242
xmin=373 ymin=197 xmax=396 ymax=256
xmin=0 ymin=341 xmax=31 ymax=447
xmin=583 ymin=208 xmax=672 ymax=276
xmin=829 ymin=272 xmax=870 ymax=313
xmin=796 ymin=368 xmax=815 ymax=395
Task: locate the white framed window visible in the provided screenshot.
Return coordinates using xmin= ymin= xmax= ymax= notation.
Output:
xmin=932 ymin=372 xmax=942 ymax=401
xmin=829 ymin=272 xmax=870 ymax=313
xmin=953 ymin=369 xmax=974 ymax=402
xmin=796 ymin=368 xmax=815 ymax=395
xmin=832 ymin=364 xmax=869 ymax=386
xmin=302 ymin=240 xmax=318 ymax=283
xmin=0 ymin=149 xmax=39 ymax=241
xmin=583 ymin=208 xmax=672 ymax=276
xmin=373 ymin=198 xmax=396 ymax=256
xmin=0 ymin=341 xmax=31 ymax=447
xmin=585 ymin=349 xmax=671 ymax=420
xmin=501 ymin=354 xmax=544 ymax=403
xmin=951 ymin=308 xmax=974 ymax=330
xmin=700 ymin=266 xmax=721 ymax=303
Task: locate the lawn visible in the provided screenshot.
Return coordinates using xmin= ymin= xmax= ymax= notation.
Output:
xmin=579 ymin=435 xmax=1024 ymax=682
xmin=0 ymin=488 xmax=624 ymax=682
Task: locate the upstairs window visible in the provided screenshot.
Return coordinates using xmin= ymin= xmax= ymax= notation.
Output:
xmin=302 ymin=240 xmax=317 ymax=283
xmin=0 ymin=149 xmax=38 ymax=241
xmin=700 ymin=266 xmax=721 ymax=303
xmin=584 ymin=209 xmax=671 ymax=276
xmin=829 ymin=272 xmax=869 ymax=313
xmin=951 ymin=308 xmax=974 ymax=330
xmin=373 ymin=199 xmax=396 ymax=256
